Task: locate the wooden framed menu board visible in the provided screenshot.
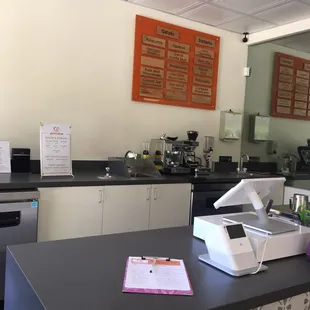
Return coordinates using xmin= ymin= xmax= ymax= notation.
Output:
xmin=132 ymin=15 xmax=220 ymax=110
xmin=272 ymin=52 xmax=310 ymax=120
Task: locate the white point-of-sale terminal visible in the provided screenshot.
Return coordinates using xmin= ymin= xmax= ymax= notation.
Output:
xmin=194 ymin=178 xmax=310 ymax=277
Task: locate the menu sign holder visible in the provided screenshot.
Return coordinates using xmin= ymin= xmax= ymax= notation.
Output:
xmin=132 ymin=15 xmax=220 ymax=110
xmin=40 ymin=123 xmax=73 ymax=177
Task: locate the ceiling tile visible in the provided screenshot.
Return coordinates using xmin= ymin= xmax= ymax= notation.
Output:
xmin=273 ymin=31 xmax=310 ymax=43
xmin=129 ymin=0 xmax=203 ymax=14
xmin=254 ymin=1 xmax=310 ymax=25
xmin=291 ymin=43 xmax=310 ymax=52
xmin=272 ymin=37 xmax=293 ymax=46
xmin=174 ymin=2 xmax=205 ymax=15
xmin=275 ymin=41 xmax=310 ymax=53
xmin=288 ymin=32 xmax=310 ymax=44
xmin=180 ymin=3 xmax=242 ymax=25
xmin=218 ymin=16 xmax=275 ymax=33
xmin=272 ymin=31 xmax=310 ymax=54
xmin=208 ymin=0 xmax=292 ymax=14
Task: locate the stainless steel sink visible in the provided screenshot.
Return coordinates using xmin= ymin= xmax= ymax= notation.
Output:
xmin=129 ymin=172 xmax=158 ymax=178
xmin=231 ymin=172 xmax=274 ymax=179
xmin=229 ymin=172 xmax=254 ymax=178
xmin=237 ymin=172 xmax=254 ymax=177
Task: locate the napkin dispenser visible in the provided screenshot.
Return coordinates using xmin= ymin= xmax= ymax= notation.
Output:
xmin=11 ymin=148 xmax=31 ymax=173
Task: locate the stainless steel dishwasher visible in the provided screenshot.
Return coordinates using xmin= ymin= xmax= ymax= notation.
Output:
xmin=0 ymin=189 xmax=39 ymax=302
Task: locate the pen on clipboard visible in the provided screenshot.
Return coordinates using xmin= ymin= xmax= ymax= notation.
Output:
xmin=150 ymin=260 xmax=157 ymax=274
xmin=142 ymin=256 xmax=171 ymax=274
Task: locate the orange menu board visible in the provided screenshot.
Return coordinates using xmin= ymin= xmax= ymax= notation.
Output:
xmin=132 ymin=15 xmax=220 ymax=110
xmin=272 ymin=52 xmax=310 ymax=120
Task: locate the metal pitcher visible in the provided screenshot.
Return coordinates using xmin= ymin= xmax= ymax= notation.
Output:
xmin=289 ymin=194 xmax=309 ymax=213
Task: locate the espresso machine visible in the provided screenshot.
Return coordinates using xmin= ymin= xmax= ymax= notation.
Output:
xmin=149 ymin=131 xmax=200 ymax=175
xmin=162 ymin=141 xmax=191 ymax=174
xmin=163 ymin=140 xmax=199 ymax=174
xmin=298 ymin=141 xmax=310 ymax=171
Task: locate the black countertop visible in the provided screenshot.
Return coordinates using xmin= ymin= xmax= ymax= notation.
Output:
xmin=5 ymin=226 xmax=310 ymax=310
xmin=3 ymin=157 xmax=309 ymax=190
xmin=0 ymin=172 xmax=278 ymax=190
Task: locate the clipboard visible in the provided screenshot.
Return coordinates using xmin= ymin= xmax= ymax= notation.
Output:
xmin=122 ymin=256 xmax=193 ymax=296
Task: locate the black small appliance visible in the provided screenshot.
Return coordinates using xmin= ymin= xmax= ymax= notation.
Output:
xmin=11 ymin=148 xmax=31 ymax=173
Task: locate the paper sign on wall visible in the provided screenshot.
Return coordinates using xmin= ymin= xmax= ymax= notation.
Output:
xmin=0 ymin=141 xmax=11 ymax=173
xmin=40 ymin=124 xmax=72 ymax=177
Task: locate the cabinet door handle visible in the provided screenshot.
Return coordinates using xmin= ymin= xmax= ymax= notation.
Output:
xmin=146 ymin=188 xmax=150 ymax=201
xmin=99 ymin=189 xmax=103 ymax=203
xmin=154 ymin=188 xmax=158 ymax=200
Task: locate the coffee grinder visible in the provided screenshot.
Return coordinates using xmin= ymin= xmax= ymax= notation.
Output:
xmin=182 ymin=131 xmax=200 ymax=169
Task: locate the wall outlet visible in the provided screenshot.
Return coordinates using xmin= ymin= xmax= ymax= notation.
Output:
xmin=243 ymin=67 xmax=251 ymax=77
xmin=267 ymin=140 xmax=278 ymax=154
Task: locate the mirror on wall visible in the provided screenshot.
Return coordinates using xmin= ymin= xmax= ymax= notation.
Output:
xmin=241 ymin=31 xmax=310 ymax=173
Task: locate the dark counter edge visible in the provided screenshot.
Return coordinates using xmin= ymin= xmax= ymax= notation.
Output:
xmin=0 ymin=175 xmax=189 ymax=190
xmin=2 ymin=158 xmax=306 ymax=190
xmin=0 ymin=173 xmax=283 ymax=190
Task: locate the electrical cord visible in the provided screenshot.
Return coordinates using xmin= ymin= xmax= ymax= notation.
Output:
xmin=194 ymin=154 xmax=202 ymax=166
xmin=184 ymin=152 xmax=202 ymax=167
xmin=251 ymin=233 xmax=269 ymax=275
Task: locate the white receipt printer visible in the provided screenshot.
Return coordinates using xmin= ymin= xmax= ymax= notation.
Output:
xmin=199 ymin=221 xmax=266 ymax=276
xmin=195 ymin=178 xmax=310 ymax=276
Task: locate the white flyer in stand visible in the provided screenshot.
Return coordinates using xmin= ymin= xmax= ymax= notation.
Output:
xmin=40 ymin=124 xmax=72 ymax=177
xmin=0 ymin=141 xmax=11 ymax=173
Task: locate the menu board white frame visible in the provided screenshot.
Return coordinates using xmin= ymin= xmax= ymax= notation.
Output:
xmin=40 ymin=123 xmax=73 ymax=177
xmin=0 ymin=141 xmax=11 ymax=173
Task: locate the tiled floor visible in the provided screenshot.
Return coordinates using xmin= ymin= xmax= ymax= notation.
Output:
xmin=250 ymin=292 xmax=310 ymax=309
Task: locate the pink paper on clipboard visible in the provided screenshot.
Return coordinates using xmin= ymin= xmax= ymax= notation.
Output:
xmin=122 ymin=256 xmax=193 ymax=296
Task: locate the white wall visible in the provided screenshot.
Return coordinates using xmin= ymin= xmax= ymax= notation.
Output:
xmin=0 ymin=0 xmax=248 ymax=161
xmin=242 ymin=43 xmax=310 ymax=161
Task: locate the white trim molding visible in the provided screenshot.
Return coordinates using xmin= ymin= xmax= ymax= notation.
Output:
xmin=247 ymin=18 xmax=310 ymax=45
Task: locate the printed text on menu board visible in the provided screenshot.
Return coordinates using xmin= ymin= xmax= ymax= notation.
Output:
xmin=272 ymin=52 xmax=310 ymax=121
xmin=40 ymin=124 xmax=72 ymax=176
xmin=132 ymin=15 xmax=220 ymax=110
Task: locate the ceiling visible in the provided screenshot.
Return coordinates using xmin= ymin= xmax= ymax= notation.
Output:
xmin=271 ymin=31 xmax=310 ymax=53
xmin=127 ymin=0 xmax=310 ymax=34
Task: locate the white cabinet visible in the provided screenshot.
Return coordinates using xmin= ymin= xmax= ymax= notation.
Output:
xmin=102 ymin=185 xmax=150 ymax=235
xmin=149 ymin=184 xmax=191 ymax=229
xmin=38 ymin=183 xmax=192 ymax=241
xmin=102 ymin=183 xmax=191 ymax=234
xmin=38 ymin=187 xmax=103 ymax=242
